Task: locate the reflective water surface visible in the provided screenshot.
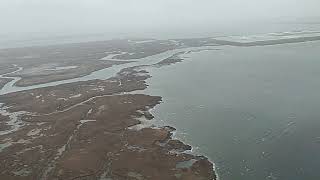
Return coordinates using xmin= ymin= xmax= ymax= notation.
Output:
xmin=144 ymin=41 xmax=320 ymax=180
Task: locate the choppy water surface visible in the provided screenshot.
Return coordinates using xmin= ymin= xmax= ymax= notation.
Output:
xmin=144 ymin=41 xmax=320 ymax=180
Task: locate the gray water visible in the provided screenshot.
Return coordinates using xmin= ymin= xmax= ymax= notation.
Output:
xmin=2 ymin=29 xmax=320 ymax=179
xmin=144 ymin=41 xmax=320 ymax=180
xmin=2 ymin=21 xmax=319 ymax=49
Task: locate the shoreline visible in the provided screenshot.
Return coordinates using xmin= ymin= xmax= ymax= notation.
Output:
xmin=0 ymin=78 xmax=12 ymax=89
xmin=129 ymin=103 xmax=219 ymax=179
xmin=119 ymin=49 xmax=221 ymax=179
xmin=1 ymin=33 xmax=320 ymax=179
xmin=1 ymin=33 xmax=320 ymax=89
xmin=143 ymin=49 xmax=221 ymax=179
xmin=0 ymin=49 xmax=217 ymax=179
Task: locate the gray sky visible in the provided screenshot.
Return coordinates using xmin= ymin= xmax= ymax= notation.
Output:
xmin=0 ymin=0 xmax=319 ymax=39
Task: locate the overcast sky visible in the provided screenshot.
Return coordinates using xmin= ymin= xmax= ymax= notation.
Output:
xmin=0 ymin=0 xmax=319 ymax=39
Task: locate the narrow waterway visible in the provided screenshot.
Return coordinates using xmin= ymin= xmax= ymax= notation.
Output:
xmin=0 ymin=47 xmax=207 ymax=95
xmin=1 ymin=33 xmax=320 ymax=180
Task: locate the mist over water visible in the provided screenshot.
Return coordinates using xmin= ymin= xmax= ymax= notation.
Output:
xmin=1 ymin=0 xmax=320 ymax=48
xmin=1 ymin=1 xmax=320 ymax=180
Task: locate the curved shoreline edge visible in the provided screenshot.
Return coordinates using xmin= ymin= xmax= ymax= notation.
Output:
xmin=0 ymin=48 xmax=217 ymax=179
xmin=1 ymin=33 xmax=320 ymax=179
xmin=143 ymin=50 xmax=221 ymax=179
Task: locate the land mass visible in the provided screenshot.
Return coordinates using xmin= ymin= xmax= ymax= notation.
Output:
xmin=1 ymin=35 xmax=320 ymax=87
xmin=0 ymin=63 xmax=216 ymax=179
xmin=1 ymin=33 xmax=320 ymax=179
